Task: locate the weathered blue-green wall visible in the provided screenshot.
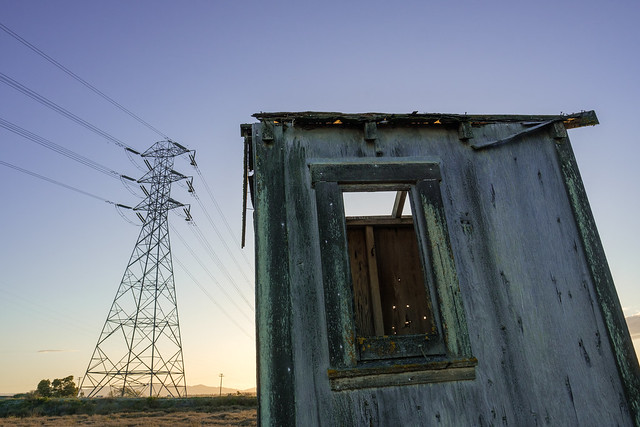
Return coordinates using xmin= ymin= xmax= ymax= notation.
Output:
xmin=249 ymin=115 xmax=638 ymax=426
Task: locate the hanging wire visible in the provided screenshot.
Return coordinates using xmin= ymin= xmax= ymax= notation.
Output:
xmin=0 ymin=72 xmax=136 ymax=151
xmin=187 ymin=217 xmax=254 ymax=310
xmin=115 ymin=204 xmax=139 ymax=226
xmin=119 ymin=175 xmax=144 ymax=199
xmin=171 ymin=222 xmax=254 ymax=321
xmin=0 ymin=117 xmax=123 ymax=179
xmin=0 ymin=159 xmax=116 ymax=204
xmin=0 ymin=281 xmax=96 ymax=336
xmin=189 ymin=189 xmax=254 ymax=292
xmin=125 ymin=148 xmax=148 ymax=172
xmin=0 ymin=21 xmax=169 ymax=139
xmin=193 ymin=165 xmax=253 ymax=260
xmin=173 ymin=257 xmax=254 ymax=340
xmin=0 ymin=22 xmax=259 ymax=342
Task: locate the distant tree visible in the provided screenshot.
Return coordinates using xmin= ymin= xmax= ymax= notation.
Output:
xmin=51 ymin=375 xmax=78 ymax=397
xmin=60 ymin=375 xmax=78 ymax=397
xmin=36 ymin=376 xmax=78 ymax=398
xmin=51 ymin=378 xmax=63 ymax=396
xmin=36 ymin=379 xmax=52 ymax=397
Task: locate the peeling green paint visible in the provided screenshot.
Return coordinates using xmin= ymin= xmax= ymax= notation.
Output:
xmin=556 ymin=138 xmax=640 ymax=426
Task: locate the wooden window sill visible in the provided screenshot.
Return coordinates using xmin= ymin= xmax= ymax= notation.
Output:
xmin=328 ymin=358 xmax=478 ymax=391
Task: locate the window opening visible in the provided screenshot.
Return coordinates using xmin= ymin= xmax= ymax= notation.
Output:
xmin=311 ymin=160 xmax=475 ymax=386
xmin=343 ymin=190 xmax=437 ymax=341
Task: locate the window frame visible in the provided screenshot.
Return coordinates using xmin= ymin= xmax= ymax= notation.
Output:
xmin=310 ymin=158 xmax=476 ymax=390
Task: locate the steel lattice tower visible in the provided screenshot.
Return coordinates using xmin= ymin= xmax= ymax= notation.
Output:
xmin=81 ymin=140 xmax=190 ymax=397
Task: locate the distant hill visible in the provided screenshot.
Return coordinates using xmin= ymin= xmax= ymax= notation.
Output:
xmin=626 ymin=314 xmax=640 ymax=339
xmin=187 ymin=384 xmax=256 ymax=396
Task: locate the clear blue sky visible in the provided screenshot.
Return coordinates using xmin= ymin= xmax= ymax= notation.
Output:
xmin=1 ymin=0 xmax=638 ymax=394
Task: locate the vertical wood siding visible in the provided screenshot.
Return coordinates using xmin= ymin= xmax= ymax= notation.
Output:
xmin=252 ymin=121 xmax=636 ymax=426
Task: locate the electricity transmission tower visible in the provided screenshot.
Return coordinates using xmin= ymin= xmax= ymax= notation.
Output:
xmin=80 ymin=139 xmax=191 ymax=398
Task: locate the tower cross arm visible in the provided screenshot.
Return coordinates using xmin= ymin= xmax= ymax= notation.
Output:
xmin=141 ymin=140 xmax=190 ymax=158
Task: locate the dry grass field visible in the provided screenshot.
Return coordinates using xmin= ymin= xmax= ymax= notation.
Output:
xmin=0 ymin=395 xmax=257 ymax=426
xmin=0 ymin=408 xmax=257 ymax=426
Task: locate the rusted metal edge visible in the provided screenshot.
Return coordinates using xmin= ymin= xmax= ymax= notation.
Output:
xmin=251 ymin=110 xmax=598 ymax=130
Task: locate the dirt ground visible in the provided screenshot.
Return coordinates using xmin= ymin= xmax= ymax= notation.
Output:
xmin=0 ymin=408 xmax=257 ymax=426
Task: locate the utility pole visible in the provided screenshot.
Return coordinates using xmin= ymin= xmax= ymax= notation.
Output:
xmin=80 ymin=139 xmax=191 ymax=398
xmin=219 ymin=373 xmax=224 ymax=396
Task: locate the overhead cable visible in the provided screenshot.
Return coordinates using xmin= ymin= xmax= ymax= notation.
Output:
xmin=0 ymin=159 xmax=116 ymax=204
xmin=171 ymin=223 xmax=254 ymax=321
xmin=0 ymin=117 xmax=123 ymax=179
xmin=187 ymin=218 xmax=254 ymax=310
xmin=173 ymin=257 xmax=254 ymax=340
xmin=0 ymin=21 xmax=169 ymax=139
xmin=193 ymin=165 xmax=255 ymax=272
xmin=0 ymin=283 xmax=95 ymax=336
xmin=190 ymin=190 xmax=254 ymax=291
xmin=0 ymin=72 xmax=135 ymax=151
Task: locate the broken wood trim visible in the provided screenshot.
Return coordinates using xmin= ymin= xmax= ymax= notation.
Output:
xmin=241 ymin=126 xmax=251 ymax=248
xmin=555 ymin=137 xmax=640 ymax=426
xmin=253 ymin=110 xmax=599 ymax=130
xmin=471 ymin=120 xmax=556 ymax=150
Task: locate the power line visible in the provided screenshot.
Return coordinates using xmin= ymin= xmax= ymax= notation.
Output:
xmin=187 ymin=219 xmax=254 ymax=310
xmin=0 ymin=159 xmax=253 ymax=340
xmin=192 ymin=164 xmax=255 ymax=271
xmin=0 ymin=159 xmax=117 ymax=204
xmin=0 ymin=72 xmax=136 ymax=151
xmin=173 ymin=257 xmax=254 ymax=340
xmin=171 ymin=223 xmax=254 ymax=322
xmin=0 ymin=283 xmax=95 ymax=337
xmin=190 ymin=190 xmax=254 ymax=291
xmin=0 ymin=21 xmax=169 ymax=139
xmin=0 ymin=117 xmax=126 ymax=180
xmin=1 ymin=21 xmax=257 ymax=342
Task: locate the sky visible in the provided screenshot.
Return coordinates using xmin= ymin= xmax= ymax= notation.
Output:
xmin=0 ymin=0 xmax=639 ymax=394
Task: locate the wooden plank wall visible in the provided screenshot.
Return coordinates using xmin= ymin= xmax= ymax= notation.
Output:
xmin=252 ymin=121 xmax=637 ymax=426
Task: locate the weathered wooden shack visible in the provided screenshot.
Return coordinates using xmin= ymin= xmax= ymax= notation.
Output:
xmin=241 ymin=111 xmax=640 ymax=426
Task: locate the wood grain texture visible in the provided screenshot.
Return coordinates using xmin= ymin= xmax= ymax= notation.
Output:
xmin=347 ymin=226 xmax=376 ymax=337
xmin=250 ymin=116 xmax=635 ymax=426
xmin=251 ymin=123 xmax=295 ymax=426
xmin=555 ymin=136 xmax=640 ymax=426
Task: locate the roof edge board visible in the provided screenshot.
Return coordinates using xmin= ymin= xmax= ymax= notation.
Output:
xmin=251 ymin=110 xmax=598 ymax=130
